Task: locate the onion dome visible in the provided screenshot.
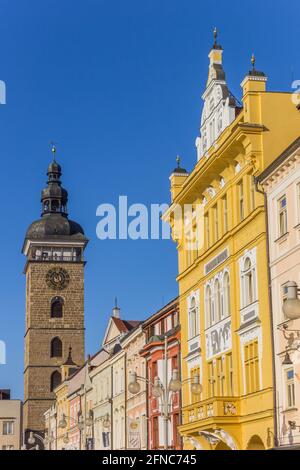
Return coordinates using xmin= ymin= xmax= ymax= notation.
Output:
xmin=24 ymin=147 xmax=86 ymax=242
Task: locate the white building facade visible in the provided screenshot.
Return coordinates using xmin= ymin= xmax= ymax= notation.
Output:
xmin=258 ymin=137 xmax=300 ymax=449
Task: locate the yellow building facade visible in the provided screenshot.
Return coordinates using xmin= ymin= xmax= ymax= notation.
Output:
xmin=166 ymin=34 xmax=300 ymax=450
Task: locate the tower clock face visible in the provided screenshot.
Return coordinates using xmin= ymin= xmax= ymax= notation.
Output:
xmin=46 ymin=267 xmax=70 ymax=290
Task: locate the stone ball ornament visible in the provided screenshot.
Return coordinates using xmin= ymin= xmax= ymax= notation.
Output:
xmin=46 ymin=267 xmax=70 ymax=290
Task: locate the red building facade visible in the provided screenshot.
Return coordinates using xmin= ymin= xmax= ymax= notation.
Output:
xmin=141 ymin=298 xmax=182 ymax=450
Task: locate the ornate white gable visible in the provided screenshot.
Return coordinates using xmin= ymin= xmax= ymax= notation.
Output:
xmin=195 ymin=32 xmax=241 ymax=161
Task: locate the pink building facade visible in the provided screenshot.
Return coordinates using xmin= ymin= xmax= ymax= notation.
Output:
xmin=259 ymin=137 xmax=300 ymax=449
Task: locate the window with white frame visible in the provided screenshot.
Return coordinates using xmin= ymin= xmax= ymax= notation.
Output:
xmin=3 ymin=421 xmax=14 ymax=435
xmin=242 ymin=257 xmax=256 ymax=307
xmin=214 ymin=279 xmax=222 ymax=322
xmin=205 ymin=285 xmax=215 ymax=327
xmin=278 ymin=195 xmax=287 ymax=237
xmin=285 ymin=368 xmax=295 ymax=408
xmin=238 ymin=180 xmax=244 ymax=221
xmin=223 ymin=271 xmax=230 ymax=318
xmin=188 ymin=297 xmax=198 ymax=339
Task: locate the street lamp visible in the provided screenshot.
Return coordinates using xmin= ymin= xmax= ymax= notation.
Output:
xmin=102 ymin=413 xmax=111 ymax=429
xmin=128 ymin=336 xmax=202 ymax=450
xmin=279 ymin=281 xmax=300 ymax=365
xmin=25 ymin=431 xmax=53 ymax=450
xmin=58 ymin=411 xmax=95 ymax=448
xmin=282 ymin=281 xmax=300 ymax=320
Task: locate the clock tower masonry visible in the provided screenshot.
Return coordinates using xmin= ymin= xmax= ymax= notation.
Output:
xmin=22 ymin=149 xmax=88 ymax=442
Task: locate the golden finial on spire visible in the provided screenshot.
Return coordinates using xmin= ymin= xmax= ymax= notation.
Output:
xmin=176 ymin=155 xmax=181 ymax=168
xmin=251 ymin=53 xmax=255 ymax=70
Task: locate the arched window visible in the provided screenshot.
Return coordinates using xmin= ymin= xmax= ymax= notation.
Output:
xmin=223 ymin=272 xmax=230 ymax=317
xmin=244 ymin=258 xmax=255 ymax=306
xmin=51 ymin=337 xmax=62 ymax=358
xmin=44 ymin=200 xmax=50 ymax=212
xmin=50 ymin=370 xmax=61 ymax=392
xmin=205 ymin=285 xmax=214 ymax=327
xmin=214 ymin=279 xmax=222 ymax=322
xmin=51 ymin=297 xmax=63 ymax=318
xmin=51 ymin=200 xmax=59 ymax=212
xmin=189 ymin=297 xmax=197 ymax=339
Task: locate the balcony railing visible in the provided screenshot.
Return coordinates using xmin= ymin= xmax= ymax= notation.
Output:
xmin=184 ymin=396 xmax=239 ymax=424
xmin=30 ymin=254 xmax=82 ymax=263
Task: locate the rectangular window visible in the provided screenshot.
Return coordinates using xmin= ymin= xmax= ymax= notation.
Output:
xmin=149 ymin=324 xmax=155 ymax=340
xmin=278 ymin=195 xmax=287 ymax=237
xmin=153 ymin=416 xmax=159 ymax=449
xmin=154 ymin=323 xmax=160 ymax=336
xmin=3 ymin=421 xmax=14 ymax=435
xmin=205 ymin=213 xmax=210 ymax=248
xmin=152 ymin=362 xmax=158 ymax=382
xmin=238 ymin=181 xmax=244 ymax=221
xmin=222 ymin=195 xmax=228 ymax=233
xmin=172 ymin=355 xmax=178 ymax=371
xmin=2 ymin=445 xmax=14 ymax=450
xmin=208 ymin=362 xmax=215 ymax=398
xmin=173 ymin=311 xmax=179 ymax=328
xmin=191 ymin=367 xmax=201 ymax=403
xmin=213 ymin=204 xmax=219 ymax=241
xmin=244 ymin=340 xmax=260 ymax=394
xmin=286 ymin=368 xmax=295 ymax=408
xmin=226 ymin=353 xmax=234 ymax=396
xmin=217 ymin=357 xmax=225 ymax=396
xmin=160 ymin=319 xmax=165 ymax=335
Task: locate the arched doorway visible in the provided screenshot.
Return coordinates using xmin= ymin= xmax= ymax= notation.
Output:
xmin=215 ymin=440 xmax=232 ymax=450
xmin=246 ymin=435 xmax=265 ymax=450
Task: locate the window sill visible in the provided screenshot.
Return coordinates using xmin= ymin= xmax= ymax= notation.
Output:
xmin=239 ymin=300 xmax=259 ymax=312
xmin=281 ymin=407 xmax=298 ymax=414
xmin=205 ymin=315 xmax=231 ymax=331
xmin=274 ymin=232 xmax=289 ymax=244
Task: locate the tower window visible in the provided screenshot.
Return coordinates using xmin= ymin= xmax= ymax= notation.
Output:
xmin=51 ymin=200 xmax=59 ymax=212
xmin=51 ymin=297 xmax=63 ymax=318
xmin=50 ymin=337 xmax=62 ymax=358
xmin=50 ymin=371 xmax=61 ymax=392
xmin=44 ymin=200 xmax=50 ymax=212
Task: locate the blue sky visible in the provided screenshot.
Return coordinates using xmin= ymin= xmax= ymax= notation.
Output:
xmin=0 ymin=0 xmax=299 ymax=398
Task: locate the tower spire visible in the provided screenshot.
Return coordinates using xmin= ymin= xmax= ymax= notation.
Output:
xmin=213 ymin=27 xmax=218 ymax=47
xmin=112 ymin=298 xmax=121 ymax=318
xmin=50 ymin=141 xmax=58 ymax=162
xmin=41 ymin=151 xmax=68 ymax=217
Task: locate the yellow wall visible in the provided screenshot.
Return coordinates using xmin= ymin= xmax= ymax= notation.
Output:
xmin=168 ymin=74 xmax=300 ymax=450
